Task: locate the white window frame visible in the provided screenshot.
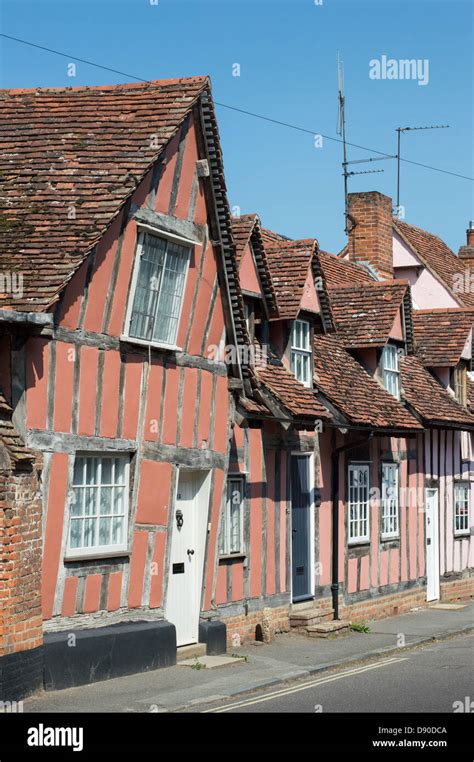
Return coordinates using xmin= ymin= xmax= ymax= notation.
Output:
xmin=122 ymin=229 xmax=192 ymax=350
xmin=348 ymin=464 xmax=370 ymax=544
xmin=291 ymin=319 xmax=312 ymax=388
xmin=220 ymin=475 xmax=245 ymax=557
xmin=66 ymin=454 xmax=130 ymax=560
xmin=454 ymin=481 xmax=470 ymax=536
xmin=381 ymin=462 xmax=399 ymax=539
xmin=382 ymin=344 xmax=401 ymax=400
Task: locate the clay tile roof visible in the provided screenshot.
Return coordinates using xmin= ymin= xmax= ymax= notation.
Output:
xmin=313 ymin=335 xmax=421 ymax=430
xmin=264 ymin=238 xmax=316 ymax=319
xmin=413 ymin=309 xmax=474 ymax=367
xmin=467 ymin=376 xmax=474 ymax=413
xmin=328 ymin=281 xmax=408 ymax=348
xmin=393 ymin=219 xmax=474 ymax=308
xmin=319 ymin=250 xmax=376 ymax=288
xmin=231 ymin=214 xmax=278 ymax=315
xmin=0 ymin=77 xmax=209 ymax=311
xmin=231 ymin=214 xmax=258 ymax=265
xmin=0 ymin=390 xmax=35 ymax=465
xmin=260 ymin=226 xmax=289 ymax=247
xmin=256 ymin=358 xmax=330 ymax=420
xmin=401 ymin=355 xmax=474 ymax=429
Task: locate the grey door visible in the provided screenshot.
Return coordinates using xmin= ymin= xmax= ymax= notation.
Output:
xmin=291 ymin=455 xmax=312 ymax=601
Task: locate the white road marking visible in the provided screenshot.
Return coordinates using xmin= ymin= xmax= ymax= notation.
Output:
xmin=203 ymin=657 xmax=409 ymax=712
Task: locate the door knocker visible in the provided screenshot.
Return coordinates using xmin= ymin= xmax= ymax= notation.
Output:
xmin=176 ymin=509 xmax=184 ymax=529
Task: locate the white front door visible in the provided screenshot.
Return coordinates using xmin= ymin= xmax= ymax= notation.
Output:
xmin=425 ymin=487 xmax=440 ymax=601
xmin=166 ymin=471 xmax=201 ymax=646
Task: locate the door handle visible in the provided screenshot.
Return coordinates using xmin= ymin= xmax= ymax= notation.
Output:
xmin=187 ymin=548 xmax=195 ymax=556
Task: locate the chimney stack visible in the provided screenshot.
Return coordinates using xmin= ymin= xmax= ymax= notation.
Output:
xmin=347 ymin=191 xmax=393 ymax=279
xmin=458 ymin=221 xmax=474 ymax=260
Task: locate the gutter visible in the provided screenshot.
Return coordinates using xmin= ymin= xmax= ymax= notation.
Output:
xmin=331 ymin=431 xmax=373 ymax=621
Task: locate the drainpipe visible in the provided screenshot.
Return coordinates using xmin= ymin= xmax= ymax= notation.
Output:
xmin=331 ymin=431 xmax=373 ymax=620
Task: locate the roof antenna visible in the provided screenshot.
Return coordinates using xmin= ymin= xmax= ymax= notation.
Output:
xmin=337 ymin=54 xmax=391 ymax=236
xmin=336 ymin=53 xmax=349 ymax=235
xmin=395 ymin=124 xmax=449 ymax=216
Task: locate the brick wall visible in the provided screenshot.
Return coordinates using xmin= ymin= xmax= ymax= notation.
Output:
xmin=440 ymin=573 xmax=474 ymax=603
xmin=223 ymin=605 xmax=290 ymax=648
xmin=0 ymin=456 xmax=43 ymax=699
xmin=315 ymin=574 xmax=473 ymax=625
xmin=347 ymin=191 xmax=393 ymax=279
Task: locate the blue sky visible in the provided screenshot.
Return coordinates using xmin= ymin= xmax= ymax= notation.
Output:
xmin=0 ymin=0 xmax=472 ymax=254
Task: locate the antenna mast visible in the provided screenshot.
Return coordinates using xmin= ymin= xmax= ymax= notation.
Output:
xmin=337 ymin=55 xmax=390 ymax=235
xmin=337 ymin=54 xmax=349 ymax=234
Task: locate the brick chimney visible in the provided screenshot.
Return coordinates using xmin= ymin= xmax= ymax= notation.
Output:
xmin=347 ymin=191 xmax=393 ymax=279
xmin=458 ymin=221 xmax=474 ymax=261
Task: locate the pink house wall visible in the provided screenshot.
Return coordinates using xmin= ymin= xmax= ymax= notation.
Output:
xmin=21 ymin=112 xmax=231 ymax=625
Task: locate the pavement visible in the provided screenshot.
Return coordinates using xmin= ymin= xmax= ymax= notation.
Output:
xmin=23 ymin=600 xmax=473 ymax=714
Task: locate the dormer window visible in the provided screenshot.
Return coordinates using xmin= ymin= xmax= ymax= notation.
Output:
xmin=291 ymin=319 xmax=312 ymax=387
xmin=453 ymin=362 xmax=467 ymax=406
xmin=381 ymin=344 xmax=400 ymax=399
xmin=125 ymin=231 xmax=190 ymax=348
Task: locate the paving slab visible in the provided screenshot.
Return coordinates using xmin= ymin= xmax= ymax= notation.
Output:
xmin=178 ymin=655 xmax=246 ymax=669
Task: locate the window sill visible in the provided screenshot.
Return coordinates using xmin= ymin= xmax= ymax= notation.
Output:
xmin=348 ymin=540 xmax=370 ymax=548
xmin=120 ymin=335 xmax=182 ymax=352
xmin=454 ymin=532 xmax=470 ymax=538
xmin=219 ymin=553 xmax=246 ymax=562
xmin=65 ymin=549 xmax=130 ymax=562
xmin=381 ymin=535 xmax=400 ymax=542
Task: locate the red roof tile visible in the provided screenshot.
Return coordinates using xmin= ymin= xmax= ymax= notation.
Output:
xmin=413 ymin=309 xmax=474 ymax=367
xmin=0 ymin=77 xmax=209 ymax=310
xmin=231 ymin=214 xmax=278 ymax=315
xmin=401 ymin=355 xmax=474 ymax=428
xmin=260 ymin=226 xmax=289 ymax=247
xmin=393 ymin=219 xmax=474 ymax=307
xmin=264 ymin=239 xmax=316 ymax=319
xmin=328 ymin=281 xmax=408 ymax=348
xmin=319 ymin=250 xmax=375 ymax=288
xmin=231 ymin=214 xmax=258 ymax=265
xmin=256 ymin=358 xmax=330 ymax=420
xmin=313 ymin=334 xmax=421 ymax=430
xmin=467 ymin=376 xmax=474 ymax=413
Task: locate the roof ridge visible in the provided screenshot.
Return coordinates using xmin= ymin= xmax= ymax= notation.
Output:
xmin=0 ymin=76 xmax=210 ymax=95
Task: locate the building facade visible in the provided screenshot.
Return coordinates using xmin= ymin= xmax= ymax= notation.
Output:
xmin=0 ymin=86 xmax=472 ymax=701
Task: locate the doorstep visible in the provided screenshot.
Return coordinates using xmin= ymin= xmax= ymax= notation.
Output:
xmin=176 ymin=643 xmax=207 ymax=662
